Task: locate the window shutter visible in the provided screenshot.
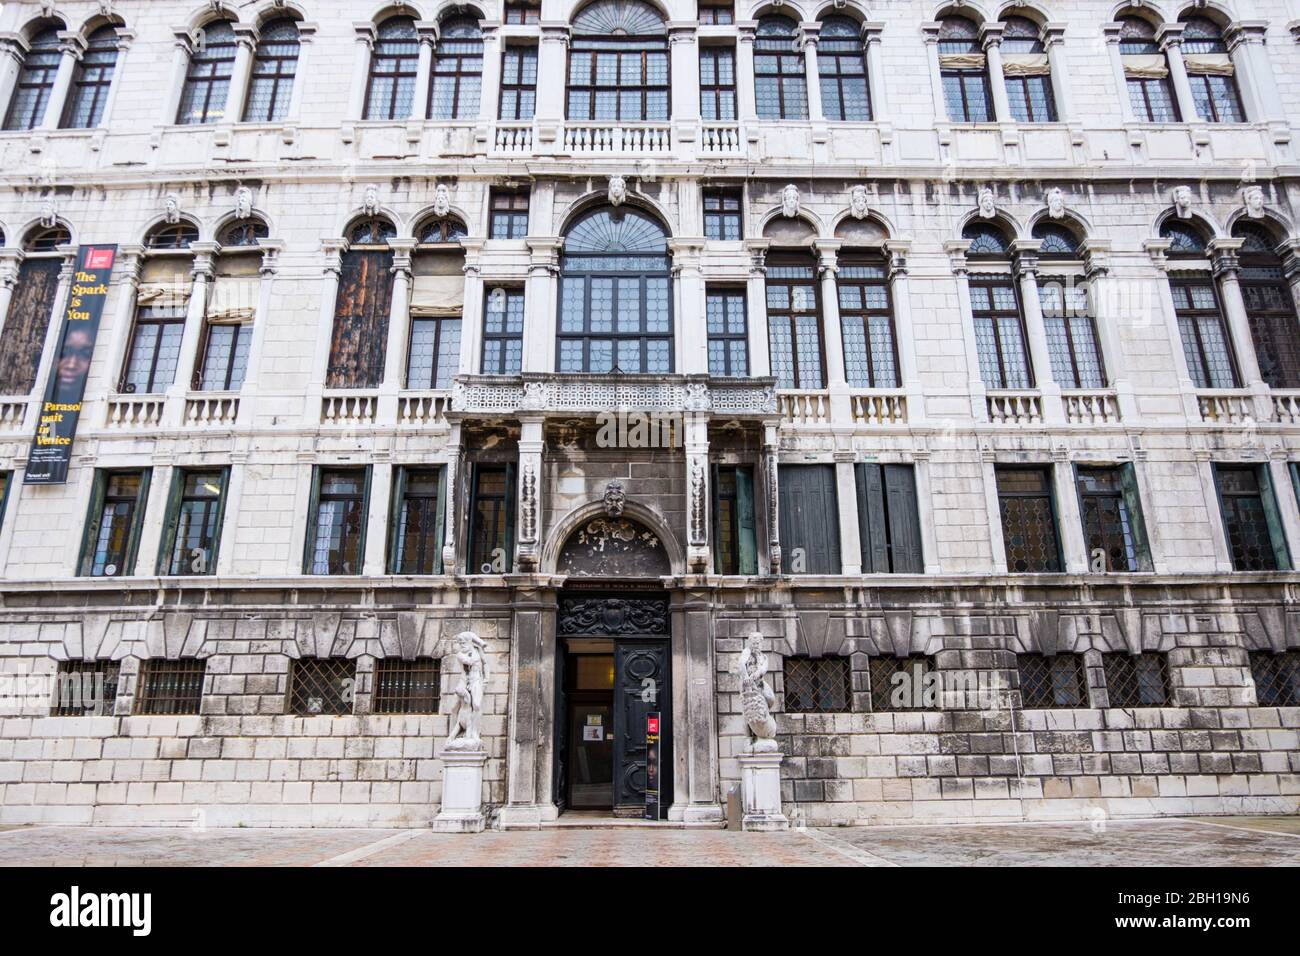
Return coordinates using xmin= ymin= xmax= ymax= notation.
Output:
xmin=777 ymin=466 xmax=801 ymax=573
xmin=387 ymin=465 xmax=408 ymax=574
xmin=356 ymin=465 xmax=374 ymax=572
xmin=302 ymin=466 xmax=323 ymax=573
xmin=155 ymin=469 xmax=186 ymax=574
xmin=77 ymin=471 xmax=109 ymax=577
xmin=884 ymin=464 xmax=924 ymax=573
xmin=1256 ymin=465 xmax=1293 ymax=571
xmin=434 ymin=464 xmax=448 ymax=574
xmin=856 ymin=464 xmax=889 ymax=573
xmin=1117 ymin=463 xmax=1154 ymax=572
xmin=122 ymin=469 xmax=152 ymax=576
xmin=736 ymin=466 xmax=758 ymax=575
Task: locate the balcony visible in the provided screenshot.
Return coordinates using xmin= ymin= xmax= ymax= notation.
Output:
xmin=1197 ymin=390 xmax=1257 ymax=425
xmin=850 ymin=390 xmax=907 ymax=426
xmin=777 ymin=390 xmax=831 ymax=426
xmin=986 ymin=390 xmax=1043 ymax=425
xmin=1272 ymin=391 xmax=1300 ymax=425
xmin=562 ymin=122 xmax=672 ymax=155
xmin=1062 ymin=389 xmax=1121 ymax=425
xmin=450 ymin=374 xmax=776 ymax=419
xmin=0 ymin=398 xmax=28 ymax=435
xmin=104 ymin=395 xmax=165 ymax=430
xmin=184 ymin=393 xmax=240 ymax=428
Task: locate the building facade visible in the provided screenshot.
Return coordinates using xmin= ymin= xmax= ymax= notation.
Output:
xmin=0 ymin=0 xmax=1298 ymax=827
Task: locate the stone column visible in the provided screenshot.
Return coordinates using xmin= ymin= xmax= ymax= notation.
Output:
xmin=163 ymin=243 xmax=217 ymax=427
xmin=346 ymin=23 xmax=376 ymax=122
xmin=226 ymin=25 xmax=258 ymax=124
xmin=22 ymin=247 xmax=77 ymax=435
xmin=378 ymin=238 xmax=415 ymax=424
xmin=477 ymin=23 xmax=502 ymax=129
xmin=1012 ymin=240 xmax=1065 ymax=425
xmin=669 ymin=21 xmax=699 ymax=159
xmin=981 ymin=23 xmax=1012 ymax=123
xmin=39 ymin=33 xmax=85 ymax=131
xmin=0 ymin=36 xmax=26 ymax=115
xmin=946 ymin=240 xmax=988 ymax=421
xmin=861 ymin=22 xmax=889 ymax=118
xmin=813 ymin=239 xmax=850 ymax=422
xmin=1103 ymin=23 xmax=1137 ymax=123
xmin=522 ymin=237 xmax=560 ymax=373
xmin=799 ymin=22 xmax=824 ymax=122
xmin=920 ymin=23 xmax=947 ymax=123
xmin=684 ymin=412 xmax=710 ymax=574
xmin=1223 ymin=21 xmax=1268 ymax=122
xmin=745 ymin=240 xmax=771 ymax=377
xmin=668 ymin=586 xmax=724 ymax=823
xmin=285 ymin=23 xmax=316 ymax=123
xmin=671 ymin=239 xmax=707 ymax=375
xmin=1143 ymin=238 xmax=1201 ymax=421
xmin=499 ymin=582 xmax=560 ymax=828
xmin=306 ymin=238 xmax=347 ymax=421
xmin=0 ymin=249 xmax=23 ymax=342
xmin=762 ymin=424 xmax=781 ymax=574
xmin=163 ymin=30 xmax=194 ymax=124
xmin=1082 ymin=240 xmax=1137 ymax=420
xmin=458 ymin=239 xmax=486 ymax=373
xmin=441 ymin=424 xmax=464 ymax=573
xmin=515 ymin=415 xmax=544 ymax=572
xmin=235 ymin=240 xmax=282 ymax=427
xmin=413 ymin=21 xmax=437 ymax=120
xmin=1210 ymin=238 xmax=1273 ymax=422
xmin=886 ymin=240 xmax=924 ymax=424
xmin=100 ymin=245 xmax=144 ymax=403
xmin=1043 ymin=24 xmax=1073 ymax=121
xmin=97 ymin=29 xmax=136 ymax=130
xmin=534 ymin=24 xmax=569 ymax=149
xmin=1157 ymin=25 xmax=1198 ymax=123
xmin=735 ymin=21 xmax=758 ymax=124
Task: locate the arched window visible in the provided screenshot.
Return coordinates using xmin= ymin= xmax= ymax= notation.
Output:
xmin=3 ymin=28 xmax=63 ymax=131
xmin=567 ymin=1 xmax=669 ymax=122
xmin=244 ymin=18 xmax=300 ymax=123
xmin=754 ymin=16 xmax=807 ymax=120
xmin=1234 ymin=222 xmax=1300 ymax=388
xmin=1001 ymin=16 xmax=1056 ymax=123
xmin=765 ymin=251 xmax=822 ymax=389
xmin=1159 ymin=219 xmax=1238 ymax=388
xmin=818 ymin=17 xmax=871 ymax=122
xmin=23 ymin=224 xmax=71 ymax=252
xmin=837 ymin=254 xmax=898 ymax=387
xmin=416 ymin=216 xmax=468 ymax=244
xmin=430 ymin=17 xmax=482 ymax=120
xmin=218 ymin=219 xmax=269 ymax=247
xmin=1032 ymin=222 xmax=1080 ymax=258
xmin=329 ymin=217 xmax=399 ymax=389
xmin=62 ymin=26 xmax=119 ymax=128
xmin=177 ymin=20 xmax=237 ymax=125
xmin=938 ymin=16 xmax=992 ymax=123
xmin=1032 ymin=222 xmax=1106 ymax=389
xmin=348 ymin=216 xmax=398 ymax=245
xmin=1119 ymin=17 xmax=1178 ymax=122
xmin=365 ymin=17 xmax=420 ymax=120
xmin=559 ymin=207 xmax=672 ymax=373
xmin=146 ymin=222 xmax=199 ymax=250
xmin=1159 ymin=219 xmax=1208 ymax=256
xmin=1180 ymin=16 xmax=1244 ymax=123
xmin=962 ymin=222 xmax=1032 ymax=389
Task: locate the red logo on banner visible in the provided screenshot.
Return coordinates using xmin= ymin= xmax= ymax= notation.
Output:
xmin=85 ymin=247 xmax=115 ymax=270
xmin=646 ymin=716 xmax=659 ymax=735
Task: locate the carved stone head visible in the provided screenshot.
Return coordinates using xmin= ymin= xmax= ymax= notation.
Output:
xmin=849 ymin=184 xmax=870 ymax=220
xmin=607 ymin=175 xmax=627 ymax=207
xmin=977 ymin=187 xmax=996 ymax=220
xmin=362 ymin=184 xmax=381 ymax=217
xmin=603 ymin=480 xmax=626 ymax=518
xmin=1243 ymin=184 xmax=1265 ymax=218
xmin=163 ymin=194 xmax=181 ymax=225
xmin=1045 ymin=187 xmax=1065 ymax=219
xmin=781 ymin=184 xmax=800 ymax=218
xmin=433 ymin=183 xmax=451 ymax=217
xmin=234 ymin=186 xmax=253 ymax=221
xmin=1172 ymin=185 xmax=1193 ymax=219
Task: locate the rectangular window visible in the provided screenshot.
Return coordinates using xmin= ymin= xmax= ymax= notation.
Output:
xmin=79 ymin=470 xmax=151 ymax=578
xmin=288 ymin=657 xmax=356 ymax=716
xmin=755 ymin=35 xmax=808 ymax=119
xmin=1017 ymin=653 xmax=1087 ymax=708
xmin=389 ymin=466 xmax=446 ymax=574
xmin=327 ymin=250 xmax=394 ymax=389
xmin=699 ymin=46 xmax=737 ymax=121
xmin=942 ymin=69 xmax=992 ymax=122
xmin=1249 ymin=650 xmax=1300 ymax=706
xmin=62 ymin=36 xmax=119 ymax=128
xmin=783 ymin=656 xmax=851 ymax=713
xmin=121 ymin=305 xmax=186 ymax=394
xmin=135 ymin=658 xmax=207 ymax=715
xmin=1188 ymin=72 xmax=1243 ymax=123
xmin=304 ymin=467 xmax=369 ymax=575
xmin=1127 ymin=75 xmax=1179 ymax=122
xmin=159 ymin=468 xmax=228 ymax=576
xmin=838 ymin=258 xmax=898 ymax=388
xmin=1241 ymin=262 xmax=1300 ymax=389
xmin=469 ymin=463 xmax=515 ymax=574
xmin=1039 ymin=280 xmax=1106 ymax=388
xmin=712 ymin=464 xmax=757 ymax=575
xmin=766 ymin=260 xmax=823 ymax=389
xmin=1213 ymin=464 xmax=1291 ymax=571
xmin=1171 ymin=277 xmax=1238 ymax=389
xmin=869 ymin=656 xmax=932 ymax=711
xmin=971 ymin=275 xmax=1032 ymax=389
xmin=481 ymin=287 xmax=525 ymax=375
xmin=499 ymin=44 xmax=538 ymax=120
xmin=1076 ymin=464 xmax=1151 ymax=573
xmin=50 ymin=659 xmax=120 ymax=717
xmin=504 ymin=1 xmax=540 ymax=25
xmin=855 ymin=463 xmax=924 ymax=573
xmin=406 ymin=315 xmax=461 ymax=390
xmin=374 ymin=657 xmax=442 ymax=714
xmin=1005 ymin=73 xmax=1056 ymax=123
xmin=489 ymin=189 xmax=530 ymax=240
xmin=1102 ymin=652 xmax=1169 ymax=707
xmin=702 ymin=188 xmax=742 ymax=241
xmin=706 ymin=288 xmax=748 ymax=377
xmin=194 ymin=321 xmax=251 ymax=391
xmin=997 ymin=466 xmax=1061 ymax=573
xmin=778 ymin=463 xmax=840 ymax=574
xmin=566 ymin=42 xmax=669 ymax=122
xmin=698 ymin=2 xmax=734 ymax=24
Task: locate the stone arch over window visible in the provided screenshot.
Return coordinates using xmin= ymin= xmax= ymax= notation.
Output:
xmin=567 ymin=0 xmax=669 ymax=123
xmin=962 ymin=219 xmax=1014 ymax=257
xmin=556 ymin=515 xmax=672 ymax=577
xmin=1158 ymin=217 xmax=1211 ymax=256
xmin=2 ymin=23 xmax=65 ymax=131
xmin=414 ymin=213 xmax=469 ymax=244
xmin=347 ymin=214 xmax=399 ymax=246
xmin=833 ymin=215 xmax=889 ymax=244
xmin=558 ymin=206 xmax=673 ymax=374
xmin=754 ymin=15 xmax=807 ymax=120
xmin=544 ymin=497 xmax=681 ymax=576
xmin=217 ymin=217 xmax=271 ymax=248
xmin=22 ymin=222 xmax=72 ymax=253
xmin=762 ymin=215 xmax=818 ymax=245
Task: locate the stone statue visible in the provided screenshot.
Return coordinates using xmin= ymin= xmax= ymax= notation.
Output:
xmin=163 ymin=194 xmax=181 ymax=225
xmin=607 ymin=175 xmax=627 ymax=207
xmin=433 ymin=182 xmax=452 ymax=217
xmin=977 ymin=187 xmax=996 ymax=219
xmin=446 ymin=631 xmax=489 ymax=751
xmin=362 ymin=184 xmax=381 ymax=217
xmin=234 ymin=186 xmax=253 ymax=221
xmin=736 ymin=632 xmax=778 ymax=754
xmin=1172 ymin=185 xmax=1193 ymax=219
xmin=780 ymin=184 xmax=800 ymax=218
xmin=1243 ymin=184 xmax=1265 ymax=219
xmin=1045 ymin=187 xmax=1065 ymax=219
xmin=849 ymin=184 xmax=870 ymax=220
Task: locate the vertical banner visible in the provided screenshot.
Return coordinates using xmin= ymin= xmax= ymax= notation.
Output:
xmin=25 ymin=245 xmax=117 ymax=485
xmin=645 ymin=711 xmax=660 ymax=821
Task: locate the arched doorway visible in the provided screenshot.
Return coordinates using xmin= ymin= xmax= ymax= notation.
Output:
xmin=552 ymin=515 xmax=674 ymax=817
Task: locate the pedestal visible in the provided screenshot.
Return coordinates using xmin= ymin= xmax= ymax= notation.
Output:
xmin=433 ymin=750 xmax=488 ymax=833
xmin=738 ymin=752 xmax=788 ymax=831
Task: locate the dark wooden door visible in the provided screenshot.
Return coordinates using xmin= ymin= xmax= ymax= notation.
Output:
xmin=612 ymin=639 xmax=671 ymax=813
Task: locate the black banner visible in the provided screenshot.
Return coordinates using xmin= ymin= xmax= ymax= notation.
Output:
xmin=644 ymin=711 xmax=660 ymax=821
xmin=24 ymin=245 xmax=117 ymax=485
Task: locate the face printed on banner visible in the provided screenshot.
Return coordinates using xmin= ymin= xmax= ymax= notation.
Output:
xmin=55 ymin=327 xmax=94 ymax=394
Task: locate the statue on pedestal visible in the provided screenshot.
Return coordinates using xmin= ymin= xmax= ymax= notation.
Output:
xmin=736 ymin=631 xmax=778 ymax=753
xmin=446 ymin=631 xmax=489 ymax=751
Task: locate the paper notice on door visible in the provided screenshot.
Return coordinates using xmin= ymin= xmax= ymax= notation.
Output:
xmin=586 ymin=714 xmax=602 ymax=726
xmin=583 ymin=726 xmax=602 ymax=741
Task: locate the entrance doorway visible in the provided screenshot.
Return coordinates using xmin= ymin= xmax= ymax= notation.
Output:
xmin=557 ymin=635 xmax=672 ymax=816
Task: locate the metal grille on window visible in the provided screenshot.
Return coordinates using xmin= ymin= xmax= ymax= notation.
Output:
xmin=1249 ymin=650 xmax=1300 ymax=707
xmin=373 ymin=658 xmax=442 ymax=714
xmin=783 ymin=656 xmax=851 ymax=713
xmin=50 ymin=660 xmax=121 ymax=717
xmin=838 ymin=258 xmax=898 ymax=388
xmin=1215 ymin=466 xmax=1280 ymax=571
xmin=1017 ymin=653 xmax=1087 ymax=708
xmin=429 ymin=18 xmax=482 ymax=120
xmin=1076 ymin=466 xmax=1138 ymax=572
xmin=997 ymin=467 xmax=1061 ymax=573
xmin=289 ymin=657 xmax=356 ymax=716
xmin=135 ymin=658 xmax=207 ymax=715
xmin=869 ymin=656 xmax=931 ymax=711
xmin=1102 ymin=652 xmax=1169 ymax=707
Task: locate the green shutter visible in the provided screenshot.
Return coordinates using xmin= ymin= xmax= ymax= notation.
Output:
xmin=356 ymin=465 xmax=373 ymax=575
xmin=856 ymin=464 xmax=889 ymax=573
xmin=434 ymin=464 xmax=447 ymax=574
xmin=302 ymin=466 xmax=323 ymax=573
xmin=884 ymin=464 xmax=924 ymax=573
xmin=780 ymin=465 xmax=839 ymax=574
xmin=1117 ymin=463 xmax=1154 ymax=572
xmin=736 ymin=466 xmax=757 ymax=575
xmin=122 ymin=469 xmax=151 ymax=576
xmin=207 ymin=467 xmax=231 ymax=575
xmin=1256 ymin=464 xmax=1293 ymax=571
xmin=77 ymin=471 xmax=109 ymax=577
xmin=156 ymin=469 xmax=186 ymax=575
xmin=387 ymin=465 xmax=408 ymax=574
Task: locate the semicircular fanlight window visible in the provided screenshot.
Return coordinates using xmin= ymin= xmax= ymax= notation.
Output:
xmin=572 ymin=0 xmax=667 ymax=36
xmin=563 ymin=208 xmax=668 ymax=254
